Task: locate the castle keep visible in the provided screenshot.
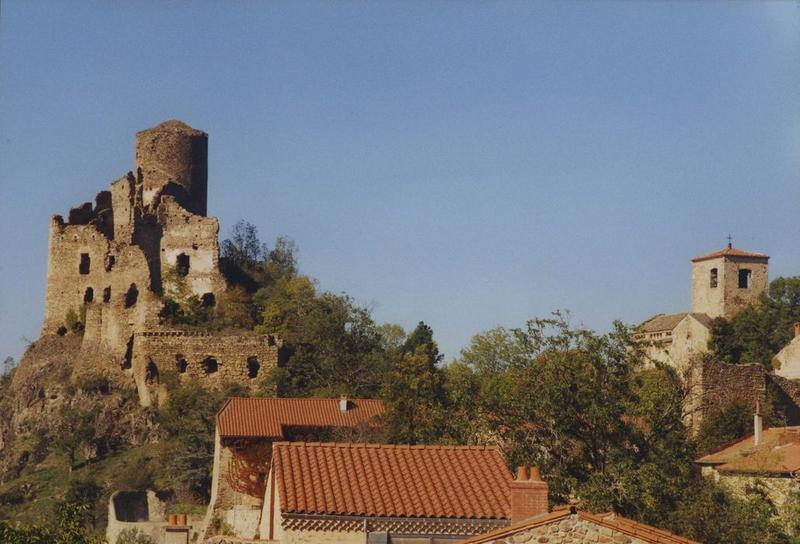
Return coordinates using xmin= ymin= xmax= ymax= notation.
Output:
xmin=43 ymin=120 xmax=280 ymax=405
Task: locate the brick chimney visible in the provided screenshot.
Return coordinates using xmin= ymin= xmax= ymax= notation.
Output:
xmin=794 ymin=322 xmax=800 ymax=338
xmin=510 ymin=466 xmax=548 ymax=522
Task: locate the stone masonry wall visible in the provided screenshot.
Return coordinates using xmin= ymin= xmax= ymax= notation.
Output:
xmin=698 ymin=358 xmax=766 ymax=418
xmin=132 ymin=331 xmax=282 ymax=406
xmin=477 ymin=514 xmax=652 ymax=544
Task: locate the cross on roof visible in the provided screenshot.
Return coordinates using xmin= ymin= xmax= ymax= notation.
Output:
xmin=727 ymin=234 xmax=733 ymax=249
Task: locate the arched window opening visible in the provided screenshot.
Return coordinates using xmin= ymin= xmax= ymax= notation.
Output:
xmin=709 ymin=268 xmax=718 ymax=288
xmin=739 ymin=269 xmax=752 ymax=289
xmin=79 ymin=253 xmax=90 ymax=275
xmin=176 ymin=354 xmax=188 ymax=374
xmin=201 ymin=293 xmax=216 ymax=307
xmin=203 ymin=357 xmax=218 ymax=374
xmin=144 ymin=361 xmax=159 ymax=385
xmin=247 ymin=356 xmax=260 ymax=379
xmin=84 ymin=287 xmax=94 ymax=303
xmin=176 ymin=253 xmax=190 ymax=276
xmin=103 ymin=287 xmax=111 ymax=303
xmin=124 ymin=284 xmax=138 ymax=308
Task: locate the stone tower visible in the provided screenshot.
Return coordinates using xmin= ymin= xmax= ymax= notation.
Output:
xmin=690 ymin=244 xmax=769 ymax=319
xmin=135 ymin=120 xmax=208 ymax=216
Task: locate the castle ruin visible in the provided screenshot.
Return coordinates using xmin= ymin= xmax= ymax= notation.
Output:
xmin=42 ymin=120 xmax=281 ymax=406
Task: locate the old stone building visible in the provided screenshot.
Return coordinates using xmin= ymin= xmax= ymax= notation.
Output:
xmin=41 ymin=120 xmax=282 ymax=405
xmin=637 ymin=244 xmax=769 ymax=372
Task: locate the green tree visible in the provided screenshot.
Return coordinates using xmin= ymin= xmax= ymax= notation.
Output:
xmin=53 ymin=405 xmax=95 ymax=472
xmin=709 ymin=277 xmax=800 ymax=368
xmin=258 ymin=287 xmax=391 ymax=398
xmin=116 ymin=528 xmax=156 ymax=544
xmin=157 ymin=382 xmax=225 ymax=501
xmin=220 ymin=220 xmax=267 ymax=268
xmin=695 ymin=401 xmax=753 ymax=455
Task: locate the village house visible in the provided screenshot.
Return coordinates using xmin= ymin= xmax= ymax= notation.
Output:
xmin=204 ymin=397 xmax=384 ymax=540
xmin=458 ymin=507 xmax=700 ymax=544
xmin=257 ymin=442 xmax=548 ymax=543
xmin=774 ymin=323 xmax=800 ymax=380
xmin=695 ymin=404 xmax=800 ymax=529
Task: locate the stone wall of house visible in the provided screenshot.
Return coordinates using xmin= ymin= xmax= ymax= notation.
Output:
xmin=712 ymin=472 xmax=800 ymax=531
xmin=698 ymin=358 xmax=766 ymax=418
xmin=477 ymin=514 xmax=652 ymax=544
xmin=132 ymin=331 xmax=282 ymax=406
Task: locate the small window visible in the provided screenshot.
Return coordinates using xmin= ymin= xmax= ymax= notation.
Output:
xmin=176 ymin=354 xmax=188 ymax=374
xmin=709 ymin=268 xmax=718 ymax=288
xmin=739 ymin=269 xmax=752 ymax=289
xmin=203 ymin=357 xmax=218 ymax=374
xmin=247 ymin=356 xmax=260 ymax=379
xmin=79 ymin=253 xmax=90 ymax=275
xmin=201 ymin=293 xmax=215 ymax=307
xmin=84 ymin=287 xmax=94 ymax=303
xmin=144 ymin=361 xmax=159 ymax=385
xmin=176 ymin=253 xmax=190 ymax=276
xmin=124 ymin=284 xmax=139 ymax=308
xmin=104 ymin=255 xmax=115 ymax=272
xmin=103 ymin=287 xmax=111 ymax=303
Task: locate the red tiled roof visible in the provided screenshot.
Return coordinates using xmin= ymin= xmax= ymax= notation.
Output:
xmin=695 ymin=426 xmax=800 ymax=474
xmin=215 ymin=397 xmax=384 ymax=438
xmin=460 ymin=509 xmax=700 ymax=544
xmin=691 ymin=247 xmax=768 ymax=263
xmin=272 ymin=442 xmax=512 ymax=519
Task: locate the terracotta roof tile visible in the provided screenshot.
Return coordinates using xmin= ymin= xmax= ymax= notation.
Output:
xmin=695 ymin=426 xmax=800 ymax=474
xmin=272 ymin=442 xmax=512 ymax=519
xmin=691 ymin=247 xmax=768 ymax=263
xmin=459 ymin=510 xmax=700 ymax=544
xmin=215 ymin=397 xmax=384 ymax=438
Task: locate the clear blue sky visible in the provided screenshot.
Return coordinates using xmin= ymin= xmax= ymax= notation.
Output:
xmin=1 ymin=1 xmax=798 ymax=363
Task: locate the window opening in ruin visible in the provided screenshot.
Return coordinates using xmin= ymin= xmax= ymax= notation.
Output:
xmin=105 ymin=255 xmax=116 ymax=272
xmin=124 ymin=284 xmax=138 ymax=308
xmin=145 ymin=362 xmax=159 ymax=385
xmin=247 ymin=356 xmax=260 ymax=379
xmin=176 ymin=354 xmax=188 ymax=374
xmin=176 ymin=253 xmax=190 ymax=276
xmin=121 ymin=336 xmax=134 ymax=370
xmin=79 ymin=253 xmax=90 ymax=275
xmin=103 ymin=287 xmax=111 ymax=303
xmin=201 ymin=293 xmax=216 ymax=307
xmin=709 ymin=268 xmax=718 ymax=288
xmin=739 ymin=269 xmax=752 ymax=289
xmin=84 ymin=287 xmax=94 ymax=303
xmin=203 ymin=357 xmax=218 ymax=374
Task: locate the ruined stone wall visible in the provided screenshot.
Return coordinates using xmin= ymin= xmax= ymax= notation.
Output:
xmin=157 ymin=197 xmax=225 ymax=299
xmin=132 ymin=331 xmax=281 ymax=406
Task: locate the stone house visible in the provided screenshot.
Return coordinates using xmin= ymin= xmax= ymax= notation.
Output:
xmin=458 ymin=507 xmax=700 ymax=544
xmin=40 ymin=120 xmax=283 ymax=406
xmin=636 ymin=244 xmax=769 ymax=373
xmin=695 ymin=410 xmax=800 ymax=529
xmin=204 ymin=397 xmax=384 ymax=540
xmin=258 ymin=442 xmax=549 ymax=543
xmin=774 ymin=323 xmax=800 ymax=380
